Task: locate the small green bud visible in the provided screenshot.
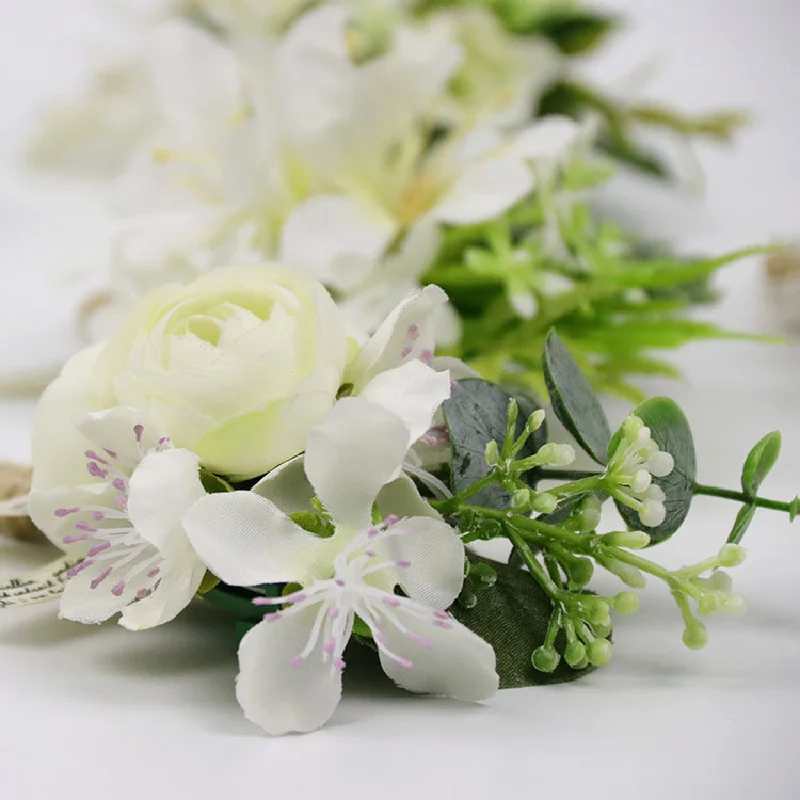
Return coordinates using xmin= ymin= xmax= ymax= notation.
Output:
xmin=717 ymin=543 xmax=747 ymax=567
xmin=721 ymin=594 xmax=747 ymax=616
xmin=603 ymin=558 xmax=647 ymax=589
xmin=709 ymin=570 xmax=733 ymax=593
xmin=592 ymin=619 xmax=612 ymax=638
xmin=567 ymin=557 xmax=594 ymax=587
xmin=484 ymin=440 xmax=500 ymax=466
xmin=587 ymin=638 xmax=613 ymax=666
xmin=538 ymin=442 xmax=576 ymax=467
xmin=468 ymin=562 xmax=497 ymax=588
xmin=576 ymin=495 xmax=603 ymax=532
xmin=613 ymin=591 xmax=639 ymax=615
xmin=456 ymin=507 xmax=476 ymax=533
xmin=682 ymin=621 xmax=708 ymax=650
xmin=577 ymin=598 xmax=610 ymax=626
xmin=525 ymin=409 xmax=546 ymax=433
xmin=530 ymin=492 xmax=558 ymax=514
xmin=532 ymin=646 xmax=561 ymax=673
xmin=605 ymin=530 xmax=651 ymax=549
xmin=511 ymin=488 xmax=532 ymax=509
xmin=457 ymin=586 xmax=478 ymax=609
xmin=697 ymin=593 xmax=721 ymax=616
xmin=506 ymin=398 xmax=519 ymax=430
xmin=564 ymin=640 xmax=587 ymax=668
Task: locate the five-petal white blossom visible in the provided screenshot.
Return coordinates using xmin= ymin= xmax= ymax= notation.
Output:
xmin=183 ymin=396 xmax=497 ymax=734
xmin=28 ymin=406 xmax=208 ymax=629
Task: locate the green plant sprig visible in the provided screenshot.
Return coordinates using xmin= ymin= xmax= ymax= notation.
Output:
xmin=434 ymin=331 xmax=796 ymax=679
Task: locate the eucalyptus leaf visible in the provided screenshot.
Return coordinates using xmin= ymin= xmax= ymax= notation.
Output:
xmin=452 ymin=556 xmax=594 ymax=688
xmin=741 ymin=431 xmax=781 ymax=498
xmin=543 ymin=330 xmax=611 ymax=464
xmin=442 ymin=379 xmax=547 ymax=508
xmin=728 ymin=503 xmax=757 ymax=545
xmin=612 ymin=397 xmax=697 ymax=544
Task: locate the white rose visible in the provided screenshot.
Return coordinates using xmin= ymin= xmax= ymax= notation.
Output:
xmin=32 ymin=265 xmax=349 ymax=489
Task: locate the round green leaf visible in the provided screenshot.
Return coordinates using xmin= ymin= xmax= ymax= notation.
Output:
xmin=612 ymin=397 xmax=697 ymax=544
xmin=741 ymin=431 xmax=781 ymax=498
xmin=443 ymin=379 xmax=547 ymax=509
xmin=451 ymin=556 xmax=595 ymax=688
xmin=543 ymin=330 xmax=611 ymax=464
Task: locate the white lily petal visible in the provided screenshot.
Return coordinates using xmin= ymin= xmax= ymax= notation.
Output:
xmin=279 ymin=196 xmax=396 ymax=289
xmin=384 ymin=517 xmax=464 ymax=608
xmin=236 ymin=611 xmax=343 ymax=736
xmin=433 ymin=152 xmax=534 ymax=225
xmin=183 ymin=492 xmax=324 ymax=587
xmin=126 ymin=448 xmax=205 ymax=554
xmin=345 ymin=285 xmax=448 ymax=390
xmin=511 ymin=116 xmax=581 ymax=163
xmin=119 ymin=560 xmax=206 ymax=631
xmin=251 ymin=455 xmax=314 ymax=516
xmin=360 ymin=361 xmax=451 ymax=447
xmin=378 ymin=608 xmax=498 ymax=701
xmin=304 ymin=398 xmax=410 ymax=532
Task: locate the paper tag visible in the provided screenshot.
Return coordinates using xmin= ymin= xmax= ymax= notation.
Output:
xmin=0 ymin=556 xmax=76 ymax=608
xmin=0 ymin=494 xmax=30 ymax=517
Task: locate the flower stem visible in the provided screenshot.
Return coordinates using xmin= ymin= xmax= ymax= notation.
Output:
xmin=693 ymin=483 xmax=795 ymax=514
xmin=540 ymin=468 xmax=603 ymax=481
xmin=430 ymin=473 xmax=499 ymax=514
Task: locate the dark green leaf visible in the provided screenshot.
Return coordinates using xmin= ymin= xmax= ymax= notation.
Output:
xmin=728 ymin=503 xmax=757 ymax=545
xmin=443 ymin=379 xmax=547 ymax=508
xmin=199 ymin=468 xmax=233 ymax=494
xmin=534 ymin=9 xmax=617 ymax=54
xmin=543 ymin=330 xmax=611 ymax=464
xmin=741 ymin=431 xmax=782 ymax=498
xmin=612 ymin=397 xmax=697 ymax=544
xmin=452 ymin=556 xmax=594 ymax=687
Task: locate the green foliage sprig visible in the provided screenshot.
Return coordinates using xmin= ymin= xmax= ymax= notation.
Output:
xmin=428 ymin=331 xmax=796 ymax=686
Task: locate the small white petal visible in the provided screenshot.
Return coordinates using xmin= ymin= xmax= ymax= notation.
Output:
xmin=647 ymin=451 xmax=675 ymax=478
xmin=126 ymin=448 xmax=205 ymax=556
xmin=304 ymin=398 xmax=410 ymax=532
xmin=378 ymin=607 xmax=498 ymax=702
xmin=236 ymin=611 xmax=343 ymax=736
xmin=359 ymin=361 xmax=451 ymax=447
xmin=433 ymin=152 xmax=534 ymax=225
xmin=640 ymin=500 xmax=666 ymax=528
xmin=183 ymin=492 xmax=325 ymax=587
xmin=251 ymin=455 xmax=315 ymax=515
xmin=384 ymin=516 xmax=464 ymax=608
xmin=279 ymin=195 xmax=396 ymax=289
xmin=377 ymin=473 xmax=443 ymax=521
xmin=78 ymin=407 xmax=162 ymax=465
xmin=119 ymin=560 xmax=206 ymax=631
xmin=345 ymin=285 xmax=448 ymax=390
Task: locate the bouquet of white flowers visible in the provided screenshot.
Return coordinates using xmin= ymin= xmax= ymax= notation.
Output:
xmin=1 ymin=272 xmax=794 ymax=735
xmin=23 ymin=0 xmax=757 ymax=400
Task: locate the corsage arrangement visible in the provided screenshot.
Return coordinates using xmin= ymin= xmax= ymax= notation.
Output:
xmin=2 ymin=270 xmax=795 ymax=735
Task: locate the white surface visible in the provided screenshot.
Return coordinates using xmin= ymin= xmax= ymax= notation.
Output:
xmin=1 ymin=1 xmax=800 ymax=798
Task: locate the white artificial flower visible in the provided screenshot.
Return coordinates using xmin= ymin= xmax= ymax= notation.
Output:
xmin=182 ymin=396 xmax=497 ymax=734
xmin=95 ymin=265 xmax=350 ymax=480
xmin=430 ymin=7 xmax=562 ymax=129
xmin=28 ymin=407 xmax=207 ymax=629
xmin=605 ymin=415 xmax=675 ymax=528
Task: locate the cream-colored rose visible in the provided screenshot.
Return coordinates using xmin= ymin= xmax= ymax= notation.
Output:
xmin=32 ymin=266 xmax=349 ymax=488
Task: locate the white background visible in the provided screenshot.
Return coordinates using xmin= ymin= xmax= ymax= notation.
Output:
xmin=1 ymin=1 xmax=800 ymax=798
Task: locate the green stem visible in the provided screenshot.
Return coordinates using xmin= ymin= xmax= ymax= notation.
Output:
xmin=431 ymin=473 xmax=499 ymax=515
xmin=539 ymin=468 xmax=603 ymax=481
xmin=506 ymin=526 xmax=564 ymax=601
xmin=693 ymin=483 xmax=794 ymax=513
xmin=547 ymin=476 xmax=603 ymax=498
